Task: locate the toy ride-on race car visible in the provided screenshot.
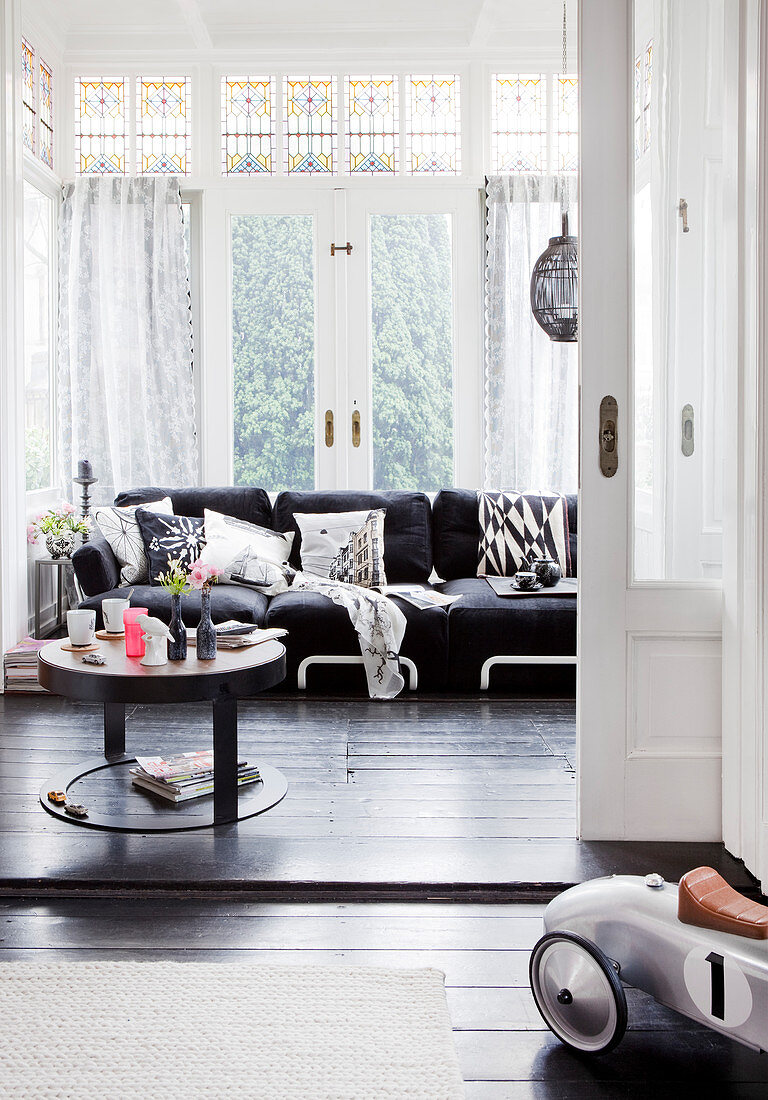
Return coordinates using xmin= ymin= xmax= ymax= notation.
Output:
xmin=529 ymin=866 xmax=768 ymax=1055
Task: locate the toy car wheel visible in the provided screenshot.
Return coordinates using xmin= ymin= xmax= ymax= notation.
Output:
xmin=529 ymin=931 xmax=627 ymax=1055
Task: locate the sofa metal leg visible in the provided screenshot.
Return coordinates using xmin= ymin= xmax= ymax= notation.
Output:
xmin=479 ymin=654 xmax=578 ymax=690
xmin=298 ymin=655 xmax=418 ymax=691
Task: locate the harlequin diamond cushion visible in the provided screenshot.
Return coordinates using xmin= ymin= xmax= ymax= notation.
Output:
xmin=94 ymin=497 xmax=174 ymax=586
xmin=477 ymin=491 xmax=571 ymax=577
xmin=293 ymin=510 xmax=387 ymax=588
xmin=135 ymin=510 xmax=206 ymax=584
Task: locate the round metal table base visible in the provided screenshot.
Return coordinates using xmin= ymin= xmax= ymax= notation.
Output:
xmin=39 ymin=755 xmax=288 ymax=832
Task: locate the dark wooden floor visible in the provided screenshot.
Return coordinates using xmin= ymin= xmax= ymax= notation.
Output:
xmin=1 ymin=896 xmax=766 ymax=1095
xmin=1 ymin=693 xmax=764 ymax=1091
xmin=0 ymin=693 xmax=755 ymax=897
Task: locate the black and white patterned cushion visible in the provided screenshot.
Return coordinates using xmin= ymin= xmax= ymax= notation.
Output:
xmin=477 ymin=491 xmax=571 ymax=577
xmin=294 ymin=510 xmax=387 ymax=588
xmin=94 ymin=497 xmax=174 ymax=586
xmin=135 ymin=510 xmax=206 ymax=584
xmin=197 ymin=509 xmax=294 ymax=576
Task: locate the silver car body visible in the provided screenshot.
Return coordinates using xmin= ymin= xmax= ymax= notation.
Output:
xmin=543 ymin=874 xmax=768 ymax=1052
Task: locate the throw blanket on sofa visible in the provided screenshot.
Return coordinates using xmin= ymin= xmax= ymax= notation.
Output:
xmin=225 ymin=547 xmax=407 ymax=699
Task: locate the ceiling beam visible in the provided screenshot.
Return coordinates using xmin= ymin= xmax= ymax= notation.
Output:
xmin=174 ymin=0 xmax=213 ymax=50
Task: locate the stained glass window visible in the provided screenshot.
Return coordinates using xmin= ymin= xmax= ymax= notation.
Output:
xmin=345 ymin=76 xmax=398 ymax=174
xmin=554 ymin=75 xmax=578 ymax=173
xmin=492 ymin=74 xmax=547 ymax=173
xmin=22 ymin=39 xmax=35 ymax=154
xmin=284 ymin=76 xmax=337 ymax=174
xmin=39 ymin=61 xmax=53 ymax=168
xmin=74 ymin=78 xmax=128 ymax=174
xmin=137 ymin=78 xmax=191 ymax=175
xmin=222 ymin=78 xmax=275 ymax=175
xmin=405 ymin=75 xmax=460 ymax=175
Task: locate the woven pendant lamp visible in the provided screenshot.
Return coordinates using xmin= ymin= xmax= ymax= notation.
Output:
xmin=530 ymin=211 xmax=578 ymax=343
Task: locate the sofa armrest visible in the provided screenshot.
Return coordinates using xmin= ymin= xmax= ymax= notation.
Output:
xmin=72 ymin=536 xmax=120 ymax=596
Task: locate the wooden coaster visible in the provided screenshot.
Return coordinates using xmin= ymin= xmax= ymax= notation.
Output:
xmin=96 ymin=629 xmax=125 ymax=641
xmin=61 ymin=641 xmax=100 ymax=653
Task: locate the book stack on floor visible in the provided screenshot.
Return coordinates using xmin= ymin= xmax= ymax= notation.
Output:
xmin=3 ymin=637 xmax=49 ymax=693
xmin=130 ymin=751 xmax=261 ymax=804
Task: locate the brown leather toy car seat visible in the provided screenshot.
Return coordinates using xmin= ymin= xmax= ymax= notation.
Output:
xmin=678 ymin=866 xmax=768 ymax=940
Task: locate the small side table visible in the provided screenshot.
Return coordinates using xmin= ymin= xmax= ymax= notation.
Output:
xmin=34 ymin=558 xmax=77 ymax=640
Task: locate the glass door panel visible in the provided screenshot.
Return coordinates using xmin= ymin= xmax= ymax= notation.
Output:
xmin=369 ymin=212 xmax=454 ymax=491
xmin=231 ymin=214 xmax=316 ymax=490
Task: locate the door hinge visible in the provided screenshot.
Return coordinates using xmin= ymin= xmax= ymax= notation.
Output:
xmin=330 ymin=242 xmax=353 ymax=256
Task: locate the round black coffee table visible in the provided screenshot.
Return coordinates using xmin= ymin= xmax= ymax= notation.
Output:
xmin=37 ymin=638 xmax=287 ymax=832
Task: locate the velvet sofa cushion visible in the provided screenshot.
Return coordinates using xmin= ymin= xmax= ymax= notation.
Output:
xmin=436 ymin=577 xmax=577 ymax=692
xmin=433 ymin=489 xmax=578 ymax=580
xmin=265 ymin=586 xmax=448 ymax=692
xmin=79 ymin=583 xmax=269 ymax=631
xmin=72 ymin=536 xmax=121 ymax=597
xmin=273 ymin=491 xmax=433 ymax=582
xmin=114 ymin=486 xmax=273 ymax=528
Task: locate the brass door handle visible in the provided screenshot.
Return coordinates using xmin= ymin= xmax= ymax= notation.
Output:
xmin=325 ymin=410 xmax=334 ymax=447
xmin=352 ymin=410 xmax=361 ymax=448
xmin=599 ymin=395 xmax=618 ymax=477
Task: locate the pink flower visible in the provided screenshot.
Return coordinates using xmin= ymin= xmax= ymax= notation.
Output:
xmin=187 ymin=561 xmax=221 ymax=590
xmin=61 ymin=501 xmax=75 ymax=514
xmin=26 ymin=525 xmax=37 ymax=545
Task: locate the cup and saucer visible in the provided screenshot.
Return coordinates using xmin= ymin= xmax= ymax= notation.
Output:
xmin=511 ymin=570 xmax=543 ymax=592
xmin=95 ymin=597 xmax=130 ymax=640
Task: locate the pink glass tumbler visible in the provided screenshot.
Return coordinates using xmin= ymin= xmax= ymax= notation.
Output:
xmin=123 ymin=607 xmax=149 ymax=658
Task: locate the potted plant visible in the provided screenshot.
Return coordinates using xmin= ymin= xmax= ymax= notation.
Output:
xmin=187 ymin=560 xmax=221 ymax=660
xmin=156 ymin=557 xmax=190 ymax=660
xmin=27 ymin=503 xmax=90 ymax=559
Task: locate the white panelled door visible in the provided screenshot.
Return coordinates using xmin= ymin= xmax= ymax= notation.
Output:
xmin=578 ymin=0 xmax=736 ymax=841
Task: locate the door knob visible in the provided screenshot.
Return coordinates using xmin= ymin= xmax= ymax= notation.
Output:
xmin=681 ymin=404 xmax=694 ymax=456
xmin=351 ymin=410 xmax=361 ymax=448
xmin=325 ymin=410 xmax=334 ymax=447
xmin=599 ymin=395 xmax=618 ymax=477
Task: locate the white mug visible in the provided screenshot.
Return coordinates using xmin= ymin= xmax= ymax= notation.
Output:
xmin=67 ymin=609 xmax=96 ymax=647
xmin=102 ymin=598 xmax=131 ymax=633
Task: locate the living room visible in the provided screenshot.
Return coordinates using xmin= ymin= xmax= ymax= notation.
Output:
xmin=1 ymin=0 xmax=768 ymax=1095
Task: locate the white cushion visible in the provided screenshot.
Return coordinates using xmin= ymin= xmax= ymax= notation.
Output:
xmin=94 ymin=498 xmax=174 ymax=586
xmin=293 ymin=510 xmax=387 ymax=587
xmin=198 ymin=509 xmax=294 ymax=576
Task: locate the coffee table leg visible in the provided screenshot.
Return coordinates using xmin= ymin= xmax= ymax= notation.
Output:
xmin=213 ymin=694 xmax=238 ymax=825
xmin=104 ymin=702 xmax=126 ymax=759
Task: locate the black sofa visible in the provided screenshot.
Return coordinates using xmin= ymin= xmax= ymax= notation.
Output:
xmin=73 ymin=486 xmax=577 ymax=694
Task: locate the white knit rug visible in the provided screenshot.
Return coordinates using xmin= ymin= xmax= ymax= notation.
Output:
xmin=0 ymin=961 xmax=465 ymax=1099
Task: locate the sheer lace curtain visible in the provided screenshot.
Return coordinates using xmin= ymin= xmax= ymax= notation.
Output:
xmin=58 ymin=177 xmax=197 ymax=504
xmin=484 ymin=175 xmax=578 ymax=493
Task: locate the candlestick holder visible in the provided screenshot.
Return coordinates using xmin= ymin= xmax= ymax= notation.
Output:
xmin=73 ymin=464 xmax=98 ymax=543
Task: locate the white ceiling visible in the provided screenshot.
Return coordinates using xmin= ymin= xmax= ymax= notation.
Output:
xmin=26 ymin=0 xmax=577 ymax=59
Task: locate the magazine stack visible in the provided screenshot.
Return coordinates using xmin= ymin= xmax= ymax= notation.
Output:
xmin=3 ymin=637 xmax=48 ymax=693
xmin=130 ymin=751 xmax=261 ymax=804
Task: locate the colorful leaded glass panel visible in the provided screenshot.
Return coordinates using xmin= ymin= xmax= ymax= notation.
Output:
xmin=75 ymin=78 xmax=128 ymax=174
xmin=405 ymin=75 xmax=460 ymax=175
xmin=345 ymin=76 xmax=397 ymax=174
xmin=492 ymin=74 xmax=547 ymax=173
xmin=39 ymin=61 xmax=53 ymax=169
xmin=22 ymin=38 xmax=35 ymax=153
xmin=137 ymin=78 xmax=191 ymax=175
xmin=222 ymin=77 xmax=274 ymax=175
xmin=554 ymin=75 xmax=578 ymax=173
xmin=284 ymin=76 xmax=337 ymax=174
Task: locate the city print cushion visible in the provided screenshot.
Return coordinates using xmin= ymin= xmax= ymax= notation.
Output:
xmin=94 ymin=497 xmax=174 ymax=586
xmin=477 ymin=491 xmax=571 ymax=577
xmin=293 ymin=510 xmax=387 ymax=588
xmin=197 ymin=509 xmax=294 ymax=578
xmin=135 ymin=510 xmax=206 ymax=584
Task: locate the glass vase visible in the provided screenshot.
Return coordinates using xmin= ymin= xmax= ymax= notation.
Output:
xmin=196 ymin=587 xmax=217 ymax=661
xmin=168 ymin=593 xmax=187 ymax=661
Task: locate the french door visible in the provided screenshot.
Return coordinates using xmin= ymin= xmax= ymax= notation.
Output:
xmin=202 ymin=185 xmax=482 ymax=491
xmin=578 ymin=0 xmax=742 ymax=841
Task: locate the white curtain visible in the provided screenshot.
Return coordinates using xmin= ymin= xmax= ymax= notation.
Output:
xmin=484 ymin=175 xmax=578 ymax=493
xmin=58 ymin=177 xmax=197 ymax=504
